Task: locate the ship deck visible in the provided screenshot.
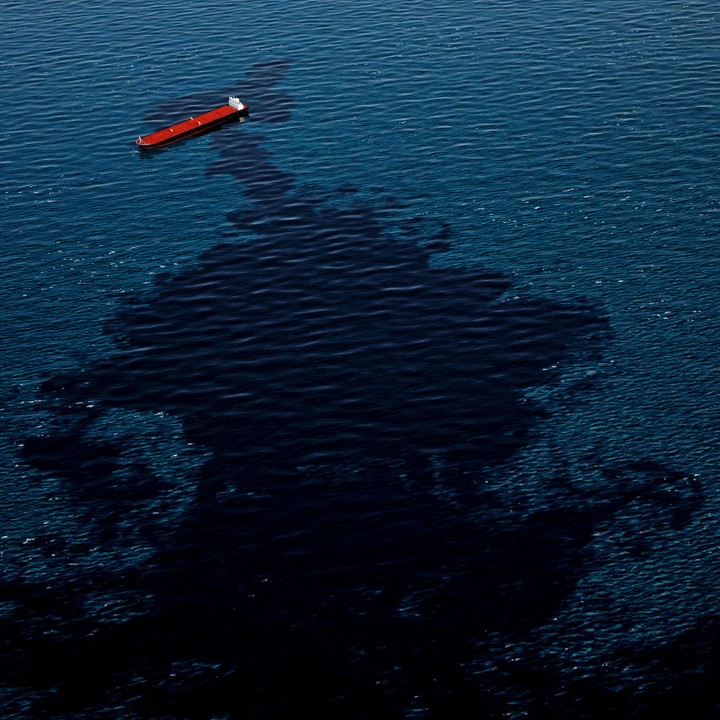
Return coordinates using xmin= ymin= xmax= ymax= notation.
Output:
xmin=138 ymin=104 xmax=241 ymax=146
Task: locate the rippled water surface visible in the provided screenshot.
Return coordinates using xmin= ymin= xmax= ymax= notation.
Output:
xmin=3 ymin=1 xmax=720 ymax=717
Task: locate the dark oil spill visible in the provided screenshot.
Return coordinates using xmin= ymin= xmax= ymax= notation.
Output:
xmin=9 ymin=61 xmax=711 ymax=719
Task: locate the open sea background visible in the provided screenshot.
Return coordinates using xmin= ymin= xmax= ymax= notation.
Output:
xmin=2 ymin=0 xmax=720 ymax=717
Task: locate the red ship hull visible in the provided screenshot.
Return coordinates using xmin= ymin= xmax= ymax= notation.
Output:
xmin=136 ymin=102 xmax=248 ymax=149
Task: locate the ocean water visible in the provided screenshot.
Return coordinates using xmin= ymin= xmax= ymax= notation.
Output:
xmin=2 ymin=0 xmax=720 ymax=717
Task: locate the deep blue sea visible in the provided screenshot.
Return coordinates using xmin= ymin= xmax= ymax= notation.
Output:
xmin=3 ymin=0 xmax=720 ymax=717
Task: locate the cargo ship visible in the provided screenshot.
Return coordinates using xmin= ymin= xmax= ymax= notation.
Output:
xmin=136 ymin=96 xmax=248 ymax=149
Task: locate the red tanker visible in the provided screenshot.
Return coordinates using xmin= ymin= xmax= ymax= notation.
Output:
xmin=136 ymin=97 xmax=248 ymax=149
